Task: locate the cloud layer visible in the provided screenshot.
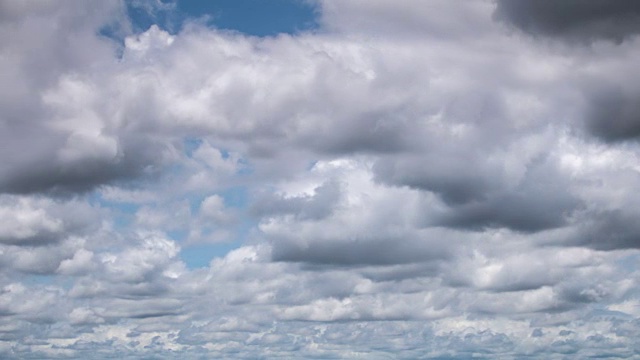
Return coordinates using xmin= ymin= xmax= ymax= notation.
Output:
xmin=2 ymin=0 xmax=640 ymax=358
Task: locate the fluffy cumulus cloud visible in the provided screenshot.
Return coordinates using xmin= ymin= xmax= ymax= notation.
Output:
xmin=2 ymin=0 xmax=640 ymax=358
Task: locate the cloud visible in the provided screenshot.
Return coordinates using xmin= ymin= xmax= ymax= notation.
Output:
xmin=494 ymin=0 xmax=640 ymax=44
xmin=251 ymin=180 xmax=341 ymax=221
xmin=576 ymin=209 xmax=640 ymax=250
xmin=319 ymin=0 xmax=495 ymax=39
xmin=428 ymin=157 xmax=582 ymax=232
xmin=258 ymin=159 xmax=454 ymax=265
xmin=2 ymin=0 xmax=640 ymax=358
xmin=0 ymin=195 xmax=100 ymax=246
xmin=584 ymin=83 xmax=640 ymax=142
xmin=0 ymin=1 xmax=173 ymax=195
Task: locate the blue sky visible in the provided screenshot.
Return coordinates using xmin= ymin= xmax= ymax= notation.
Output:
xmin=127 ymin=0 xmax=319 ymax=36
xmin=3 ymin=0 xmax=640 ymax=358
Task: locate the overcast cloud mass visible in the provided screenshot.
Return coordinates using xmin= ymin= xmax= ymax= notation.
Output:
xmin=2 ymin=0 xmax=640 ymax=358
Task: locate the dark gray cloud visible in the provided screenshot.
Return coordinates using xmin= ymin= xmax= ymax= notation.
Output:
xmin=434 ymin=189 xmax=577 ymax=233
xmin=0 ymin=141 xmax=168 ymax=195
xmin=373 ymin=153 xmax=500 ymax=206
xmin=494 ymin=0 xmax=640 ymax=43
xmin=271 ymin=234 xmax=450 ymax=266
xmin=432 ymin=158 xmax=581 ymax=232
xmin=375 ymin=150 xmax=581 ymax=233
xmin=576 ymin=210 xmax=640 ymax=250
xmin=584 ymin=85 xmax=640 ymax=142
xmin=296 ymin=110 xmax=422 ymax=155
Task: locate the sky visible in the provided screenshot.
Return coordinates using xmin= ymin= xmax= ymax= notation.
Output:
xmin=2 ymin=0 xmax=640 ymax=358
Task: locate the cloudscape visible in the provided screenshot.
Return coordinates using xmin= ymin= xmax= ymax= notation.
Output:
xmin=2 ymin=0 xmax=640 ymax=358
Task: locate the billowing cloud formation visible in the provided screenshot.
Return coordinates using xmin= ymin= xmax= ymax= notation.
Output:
xmin=2 ymin=0 xmax=640 ymax=358
xmin=493 ymin=0 xmax=640 ymax=143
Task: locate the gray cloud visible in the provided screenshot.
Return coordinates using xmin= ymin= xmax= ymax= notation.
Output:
xmin=494 ymin=0 xmax=640 ymax=43
xmin=271 ymin=234 xmax=450 ymax=266
xmin=584 ymin=85 xmax=640 ymax=142
xmin=0 ymin=195 xmax=100 ymax=247
xmin=373 ymin=152 xmax=501 ymax=206
xmin=0 ymin=146 xmax=167 ymax=195
xmin=375 ymin=145 xmax=581 ymax=233
xmin=0 ymin=0 xmax=172 ymax=195
xmin=576 ymin=210 xmax=640 ymax=250
xmin=432 ymin=157 xmax=582 ymax=232
xmin=319 ymin=0 xmax=496 ymax=40
xmin=251 ymin=180 xmax=341 ymax=221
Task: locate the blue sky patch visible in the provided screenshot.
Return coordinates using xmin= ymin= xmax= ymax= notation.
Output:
xmin=126 ymin=0 xmax=319 ymax=36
